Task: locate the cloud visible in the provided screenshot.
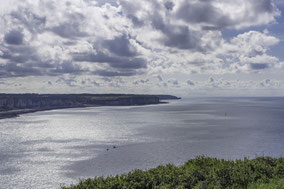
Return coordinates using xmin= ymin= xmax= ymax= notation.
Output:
xmin=250 ymin=63 xmax=269 ymax=70
xmin=92 ymin=69 xmax=144 ymax=77
xmin=167 ymin=79 xmax=180 ymax=87
xmin=133 ymin=79 xmax=149 ymax=85
xmin=0 ymin=0 xmax=283 ymax=95
xmin=50 ymin=13 xmax=88 ymax=39
xmin=187 ymin=80 xmax=195 ymax=86
xmin=159 ymin=24 xmax=201 ymax=50
xmin=73 ymin=51 xmax=146 ymax=69
xmin=91 ymin=80 xmax=100 ymax=87
xmin=259 ymin=79 xmax=280 ymax=87
xmin=176 ymin=0 xmax=280 ymax=30
xmin=56 ymin=76 xmax=78 ymax=87
xmin=157 ymin=75 xmax=163 ymax=82
xmin=208 ymin=34 xmax=277 ymax=74
xmin=103 ymin=34 xmax=138 ymax=57
xmin=9 ymin=7 xmax=46 ymax=34
xmin=176 ymin=0 xmax=232 ymax=29
xmin=4 ymin=30 xmax=24 ymax=45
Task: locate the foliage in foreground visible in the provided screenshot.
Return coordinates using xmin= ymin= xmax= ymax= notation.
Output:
xmin=62 ymin=156 xmax=284 ymax=189
xmin=248 ymin=178 xmax=284 ymax=189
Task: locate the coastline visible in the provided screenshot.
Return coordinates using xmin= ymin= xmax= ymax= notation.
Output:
xmin=0 ymin=106 xmax=90 ymax=120
xmin=0 ymin=102 xmax=171 ymax=120
xmin=0 ymin=94 xmax=180 ymax=120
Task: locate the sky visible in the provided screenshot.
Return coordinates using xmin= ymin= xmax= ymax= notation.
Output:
xmin=0 ymin=0 xmax=284 ymax=97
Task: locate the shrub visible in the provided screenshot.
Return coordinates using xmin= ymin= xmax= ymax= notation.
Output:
xmin=62 ymin=156 xmax=284 ymax=189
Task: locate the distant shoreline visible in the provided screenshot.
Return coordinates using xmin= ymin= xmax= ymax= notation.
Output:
xmin=0 ymin=105 xmax=95 ymax=120
xmin=0 ymin=94 xmax=180 ymax=120
xmin=0 ymin=104 xmax=164 ymax=120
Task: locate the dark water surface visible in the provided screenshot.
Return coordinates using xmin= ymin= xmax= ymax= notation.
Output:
xmin=0 ymin=97 xmax=284 ymax=188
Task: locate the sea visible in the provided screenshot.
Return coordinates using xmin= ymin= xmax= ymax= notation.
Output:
xmin=0 ymin=97 xmax=284 ymax=189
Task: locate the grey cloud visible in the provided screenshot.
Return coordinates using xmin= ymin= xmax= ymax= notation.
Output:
xmin=176 ymin=0 xmax=279 ymax=30
xmin=10 ymin=8 xmax=46 ymax=33
xmin=254 ymin=0 xmax=275 ymax=13
xmin=127 ymin=14 xmax=144 ymax=27
xmin=4 ymin=30 xmax=24 ymax=45
xmin=14 ymin=83 xmax=22 ymax=87
xmin=87 ymin=0 xmax=118 ymax=7
xmin=0 ymin=44 xmax=45 ymax=77
xmin=157 ymin=75 xmax=163 ymax=82
xmin=152 ymin=14 xmax=200 ymax=49
xmin=121 ymin=0 xmax=201 ymax=50
xmin=260 ymin=79 xmax=271 ymax=87
xmin=1 ymin=62 xmax=42 ymax=78
xmin=0 ymin=43 xmax=86 ymax=78
xmin=1 ymin=33 xmax=145 ymax=79
xmin=53 ymin=61 xmax=86 ymax=74
xmin=167 ymin=79 xmax=180 ymax=87
xmin=102 ymin=77 xmax=112 ymax=82
xmin=51 ymin=22 xmax=87 ymax=39
xmin=250 ymin=63 xmax=270 ymax=70
xmin=133 ymin=79 xmax=149 ymax=85
xmin=259 ymin=79 xmax=279 ymax=87
xmin=91 ymin=80 xmax=100 ymax=87
xmin=163 ymin=25 xmax=200 ymax=49
xmin=0 ymin=80 xmax=5 ymax=85
xmin=164 ymin=1 xmax=174 ymax=11
xmin=0 ymin=61 xmax=85 ymax=78
xmin=103 ymin=34 xmax=138 ymax=57
xmin=248 ymin=49 xmax=265 ymax=57
xmin=176 ymin=0 xmax=232 ymax=29
xmin=93 ymin=70 xmax=144 ymax=77
xmin=187 ymin=80 xmax=195 ymax=86
xmin=73 ymin=51 xmax=147 ymax=70
xmin=50 ymin=13 xmax=87 ymax=39
xmin=108 ymin=78 xmax=126 ymax=87
xmin=3 ymin=46 xmax=40 ymax=64
xmin=0 ymin=50 xmax=13 ymax=60
xmin=56 ymin=76 xmax=78 ymax=87
xmin=71 ymin=31 xmax=146 ymax=77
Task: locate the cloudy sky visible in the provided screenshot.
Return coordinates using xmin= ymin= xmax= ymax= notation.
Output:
xmin=0 ymin=0 xmax=284 ymax=96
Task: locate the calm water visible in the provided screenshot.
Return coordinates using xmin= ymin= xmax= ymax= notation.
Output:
xmin=0 ymin=97 xmax=284 ymax=188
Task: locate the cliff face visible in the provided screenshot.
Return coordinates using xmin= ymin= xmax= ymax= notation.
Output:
xmin=0 ymin=96 xmax=76 ymax=110
xmin=92 ymin=96 xmax=160 ymax=106
xmin=156 ymin=95 xmax=181 ymax=100
xmin=0 ymin=94 xmax=160 ymax=111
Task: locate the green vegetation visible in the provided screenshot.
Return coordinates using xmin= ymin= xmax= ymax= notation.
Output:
xmin=62 ymin=156 xmax=284 ymax=189
xmin=248 ymin=178 xmax=284 ymax=189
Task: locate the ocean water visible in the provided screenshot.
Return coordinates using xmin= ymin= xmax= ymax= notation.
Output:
xmin=0 ymin=97 xmax=284 ymax=188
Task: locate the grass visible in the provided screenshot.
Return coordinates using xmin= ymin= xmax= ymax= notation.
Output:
xmin=248 ymin=178 xmax=284 ymax=189
xmin=62 ymin=156 xmax=284 ymax=189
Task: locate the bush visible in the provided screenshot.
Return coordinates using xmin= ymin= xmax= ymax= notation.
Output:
xmin=62 ymin=156 xmax=284 ymax=189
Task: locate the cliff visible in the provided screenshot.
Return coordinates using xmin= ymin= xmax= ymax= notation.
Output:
xmin=0 ymin=94 xmax=180 ymax=119
xmin=155 ymin=95 xmax=181 ymax=100
xmin=0 ymin=94 xmax=161 ymax=111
